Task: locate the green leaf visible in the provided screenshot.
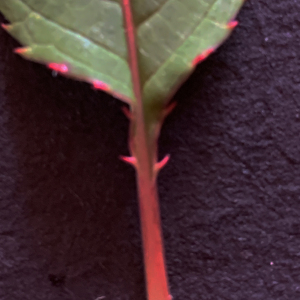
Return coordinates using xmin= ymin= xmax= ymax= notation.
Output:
xmin=0 ymin=0 xmax=244 ymax=106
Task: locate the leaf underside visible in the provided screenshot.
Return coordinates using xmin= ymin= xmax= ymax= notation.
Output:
xmin=0 ymin=0 xmax=244 ymax=107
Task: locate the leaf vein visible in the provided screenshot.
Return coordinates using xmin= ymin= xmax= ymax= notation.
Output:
xmin=20 ymin=0 xmax=127 ymax=64
xmin=142 ymin=0 xmax=218 ymax=88
xmin=51 ymin=44 xmax=131 ymax=93
xmin=136 ymin=0 xmax=170 ymax=29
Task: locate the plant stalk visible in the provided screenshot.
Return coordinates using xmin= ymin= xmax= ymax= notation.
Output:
xmin=129 ymin=106 xmax=171 ymax=300
xmin=121 ymin=1 xmax=171 ymax=299
xmin=135 ymin=158 xmax=171 ymax=300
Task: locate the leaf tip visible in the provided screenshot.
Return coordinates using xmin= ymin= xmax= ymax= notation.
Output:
xmin=192 ymin=48 xmax=215 ymax=66
xmin=48 ymin=63 xmax=68 ymax=74
xmin=92 ymin=80 xmax=111 ymax=92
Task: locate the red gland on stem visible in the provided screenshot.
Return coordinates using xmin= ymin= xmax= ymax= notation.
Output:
xmin=120 ymin=156 xmax=137 ymax=167
xmin=155 ymin=154 xmax=170 ymax=172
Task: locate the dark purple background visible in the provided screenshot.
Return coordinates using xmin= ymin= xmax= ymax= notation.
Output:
xmin=1 ymin=1 xmax=300 ymax=299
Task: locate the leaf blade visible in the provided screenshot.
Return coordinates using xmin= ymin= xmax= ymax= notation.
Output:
xmin=137 ymin=0 xmax=244 ymax=105
xmin=0 ymin=0 xmax=244 ymax=104
xmin=1 ymin=0 xmax=134 ymax=101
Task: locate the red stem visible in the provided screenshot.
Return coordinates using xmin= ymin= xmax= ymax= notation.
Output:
xmin=121 ymin=1 xmax=171 ymax=299
xmin=135 ymin=159 xmax=171 ymax=300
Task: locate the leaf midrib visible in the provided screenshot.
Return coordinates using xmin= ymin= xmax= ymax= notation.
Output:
xmin=121 ymin=0 xmax=142 ymax=103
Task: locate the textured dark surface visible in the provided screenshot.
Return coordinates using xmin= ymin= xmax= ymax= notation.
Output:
xmin=0 ymin=1 xmax=300 ymax=300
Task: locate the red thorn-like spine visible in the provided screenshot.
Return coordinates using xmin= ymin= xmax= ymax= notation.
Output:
xmin=155 ymin=154 xmax=170 ymax=172
xmin=92 ymin=80 xmax=110 ymax=92
xmin=48 ymin=63 xmax=68 ymax=73
xmin=122 ymin=106 xmax=132 ymax=119
xmin=120 ymin=155 xmax=137 ymax=167
xmin=227 ymin=20 xmax=239 ymax=29
xmin=192 ymin=48 xmax=215 ymax=66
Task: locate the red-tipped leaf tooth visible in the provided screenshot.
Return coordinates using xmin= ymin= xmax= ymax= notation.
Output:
xmin=227 ymin=20 xmax=239 ymax=29
xmin=164 ymin=102 xmax=177 ymax=118
xmin=121 ymin=106 xmax=132 ymax=119
xmin=48 ymin=63 xmax=68 ymax=74
xmin=192 ymin=47 xmax=215 ymax=66
xmin=14 ymin=47 xmax=30 ymax=54
xmin=119 ymin=155 xmax=137 ymax=167
xmin=91 ymin=80 xmax=131 ymax=104
xmin=154 ymin=154 xmax=170 ymax=173
xmin=1 ymin=23 xmax=10 ymax=30
xmin=92 ymin=79 xmax=111 ymax=92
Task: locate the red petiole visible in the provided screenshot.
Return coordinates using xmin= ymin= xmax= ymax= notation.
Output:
xmin=121 ymin=1 xmax=171 ymax=299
